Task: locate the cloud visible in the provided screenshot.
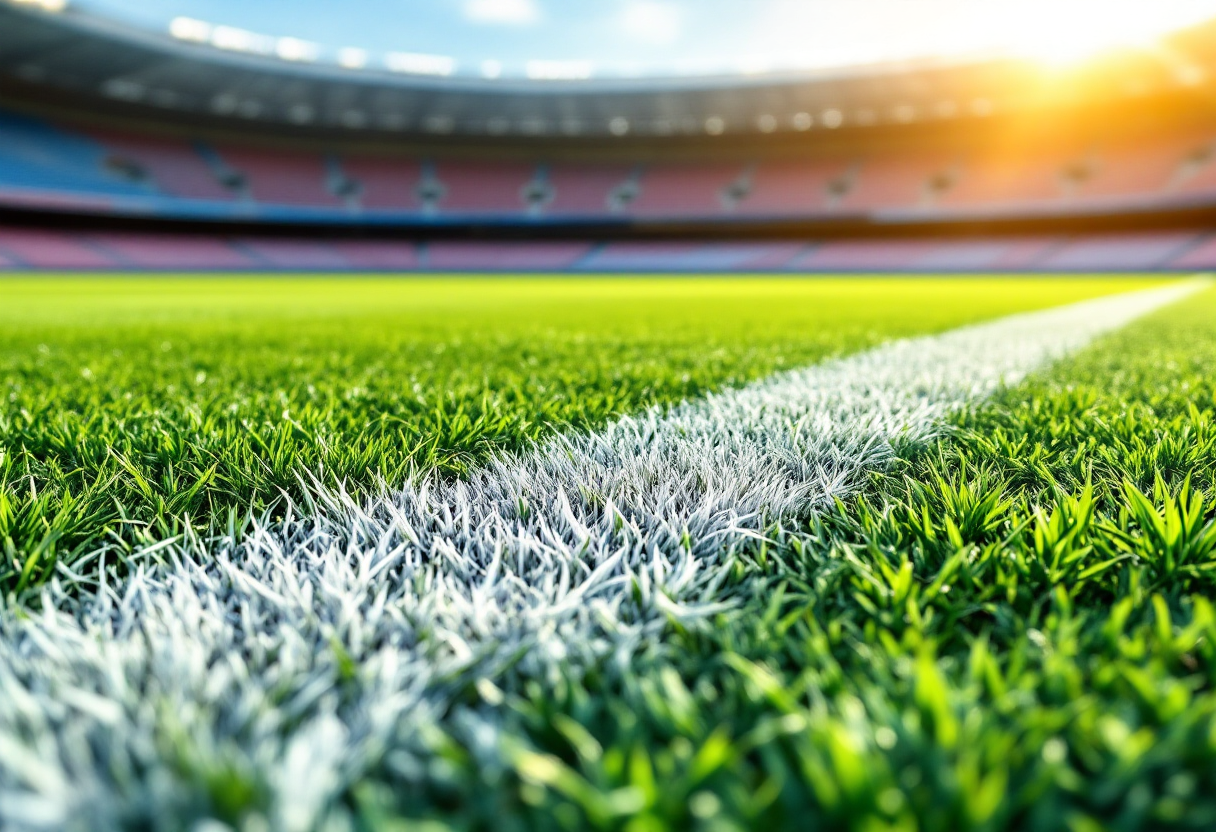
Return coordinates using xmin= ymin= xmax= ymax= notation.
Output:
xmin=463 ymin=0 xmax=540 ymax=26
xmin=621 ymin=1 xmax=683 ymax=45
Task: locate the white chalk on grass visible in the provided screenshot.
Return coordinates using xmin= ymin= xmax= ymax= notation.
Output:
xmin=0 ymin=280 xmax=1205 ymax=831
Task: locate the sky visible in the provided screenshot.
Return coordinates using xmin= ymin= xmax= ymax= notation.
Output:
xmin=74 ymin=0 xmax=1216 ymax=79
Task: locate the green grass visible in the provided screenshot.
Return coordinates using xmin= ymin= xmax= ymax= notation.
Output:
xmin=0 ymin=275 xmax=1146 ymax=596
xmin=402 ymin=286 xmax=1216 ymax=832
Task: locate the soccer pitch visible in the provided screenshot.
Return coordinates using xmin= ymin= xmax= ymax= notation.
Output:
xmin=2 ymin=274 xmax=1215 ymax=831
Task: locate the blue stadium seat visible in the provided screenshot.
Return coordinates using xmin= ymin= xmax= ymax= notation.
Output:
xmin=0 ymin=109 xmax=156 ymax=196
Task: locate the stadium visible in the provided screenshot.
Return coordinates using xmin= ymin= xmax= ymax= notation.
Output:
xmin=2 ymin=0 xmax=1216 ymax=829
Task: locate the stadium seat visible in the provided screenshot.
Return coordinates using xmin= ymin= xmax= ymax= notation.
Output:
xmin=0 ymin=228 xmax=119 ymax=269
xmin=431 ymin=162 xmax=536 ymax=215
xmin=1036 ymin=232 xmax=1199 ymax=270
xmin=237 ymin=238 xmax=352 ymax=269
xmin=340 ymin=157 xmax=426 ymax=211
xmin=841 ymin=155 xmax=961 ymax=212
xmin=90 ymin=131 xmax=237 ymax=202
xmin=425 ymin=242 xmax=591 ymax=270
xmin=545 ymin=164 xmax=637 ymax=217
xmin=580 ymin=241 xmax=806 ymax=271
xmin=90 ymin=233 xmax=256 ymax=269
xmin=737 ymin=160 xmax=855 ymax=216
xmin=213 ymin=146 xmax=342 ymax=207
xmin=628 ymin=164 xmax=748 ymax=217
xmin=331 ymin=240 xmax=421 ymax=269
xmin=0 ymin=109 xmax=155 ymax=198
xmin=791 ymin=240 xmax=942 ymax=270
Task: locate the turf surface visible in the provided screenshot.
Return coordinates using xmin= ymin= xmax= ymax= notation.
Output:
xmin=426 ymin=284 xmax=1216 ymax=832
xmin=0 ymin=275 xmax=1148 ymax=597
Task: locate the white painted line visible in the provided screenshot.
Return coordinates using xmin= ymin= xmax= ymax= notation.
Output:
xmin=0 ymin=280 xmax=1205 ymax=831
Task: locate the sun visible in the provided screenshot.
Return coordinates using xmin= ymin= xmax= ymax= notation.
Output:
xmin=995 ymin=1 xmax=1213 ymax=66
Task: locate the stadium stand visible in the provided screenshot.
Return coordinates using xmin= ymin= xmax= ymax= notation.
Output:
xmin=237 ymin=238 xmax=353 ymax=269
xmin=330 ymin=240 xmax=421 ymax=270
xmin=432 ymin=162 xmax=536 ymax=215
xmin=841 ymin=155 xmax=960 ymax=212
xmin=426 ymin=241 xmax=591 ymax=270
xmin=3 ymin=3 xmax=1216 ymax=274
xmin=90 ymin=233 xmax=253 ymax=269
xmin=1 ymin=226 xmax=1206 ymax=272
xmin=1074 ymin=134 xmax=1204 ymax=202
xmin=214 ymin=146 xmax=342 ymax=208
xmin=790 ymin=240 xmax=943 ymax=270
xmin=341 ymin=158 xmax=424 ymax=211
xmin=0 ymin=227 xmax=115 ymax=268
xmin=736 ymin=160 xmax=855 ymax=217
xmin=90 ymin=132 xmax=236 ymax=202
xmin=938 ymin=151 xmax=1071 ymax=209
xmin=628 ymin=164 xmax=748 ymax=217
xmin=1035 ymin=232 xmax=1200 ymax=270
xmin=0 ymin=111 xmax=153 ymax=199
xmin=545 ymin=164 xmax=637 ymax=217
xmin=1169 ymin=234 xmax=1216 ymax=268
xmin=6 ymin=105 xmax=1216 ymax=226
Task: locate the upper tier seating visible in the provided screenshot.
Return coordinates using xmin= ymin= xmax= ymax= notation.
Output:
xmin=629 ymin=164 xmax=746 ymax=217
xmin=432 ymin=162 xmax=535 ymax=215
xmin=90 ymin=132 xmax=235 ymax=201
xmin=840 ymin=155 xmax=960 ymax=212
xmin=545 ymin=164 xmax=636 ymax=217
xmin=340 ymin=158 xmax=424 ymax=211
xmin=3 ymin=107 xmax=1216 ymax=223
xmin=214 ymin=146 xmax=342 ymax=207
xmin=736 ymin=160 xmax=854 ymax=216
xmin=0 ymin=111 xmax=154 ymax=198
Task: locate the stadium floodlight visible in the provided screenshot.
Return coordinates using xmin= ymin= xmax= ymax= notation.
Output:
xmin=757 ymin=114 xmax=778 ymax=133
xmin=287 ymin=103 xmax=315 ymax=124
xmin=821 ymin=109 xmax=844 ymax=128
xmin=210 ymin=92 xmax=239 ymax=114
xmin=525 ymin=60 xmax=594 ymax=81
xmin=791 ymin=112 xmax=813 ymax=131
xmin=9 ymin=0 xmax=67 ymax=12
xmin=276 ymin=37 xmax=319 ymax=63
xmin=704 ymin=116 xmax=726 ymax=135
xmin=101 ymin=78 xmax=144 ymax=101
xmin=169 ymin=17 xmax=212 ymax=43
xmin=211 ymin=26 xmax=275 ymax=56
xmin=386 ymin=52 xmax=457 ymax=77
xmin=423 ymin=114 xmax=456 ymax=133
xmin=337 ymin=48 xmax=368 ymax=69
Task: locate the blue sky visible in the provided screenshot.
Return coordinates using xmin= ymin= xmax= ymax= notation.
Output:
xmin=76 ymin=0 xmax=1216 ymax=78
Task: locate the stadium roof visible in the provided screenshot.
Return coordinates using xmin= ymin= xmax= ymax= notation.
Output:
xmin=57 ymin=0 xmax=1216 ymax=81
xmin=2 ymin=0 xmax=1214 ymax=139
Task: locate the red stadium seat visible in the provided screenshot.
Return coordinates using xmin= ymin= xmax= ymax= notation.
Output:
xmin=431 ymin=162 xmax=535 ymax=215
xmin=90 ymin=131 xmax=234 ymax=201
xmin=0 ymin=228 xmax=118 ymax=268
xmin=215 ymin=147 xmax=341 ymax=207
xmin=90 ymin=233 xmax=256 ymax=269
